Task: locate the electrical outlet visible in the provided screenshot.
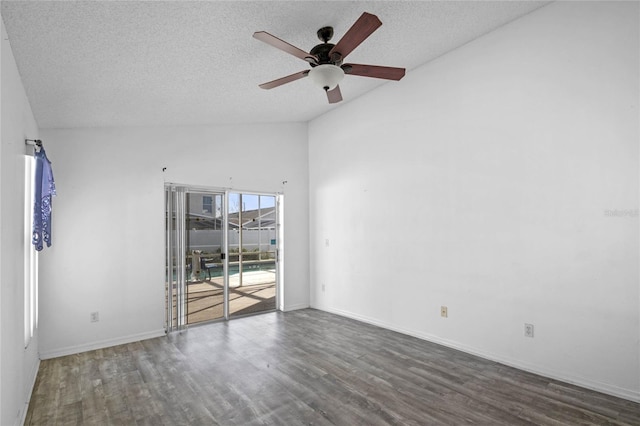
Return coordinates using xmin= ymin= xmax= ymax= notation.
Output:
xmin=321 ymin=283 xmax=326 ymax=292
xmin=441 ymin=306 xmax=448 ymax=318
xmin=524 ymin=323 xmax=534 ymax=338
xmin=90 ymin=312 xmax=99 ymax=323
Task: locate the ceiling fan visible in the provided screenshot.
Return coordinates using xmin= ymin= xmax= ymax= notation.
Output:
xmin=253 ymin=12 xmax=406 ymax=104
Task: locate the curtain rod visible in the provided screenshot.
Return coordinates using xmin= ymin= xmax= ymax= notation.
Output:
xmin=25 ymin=139 xmax=42 ymax=147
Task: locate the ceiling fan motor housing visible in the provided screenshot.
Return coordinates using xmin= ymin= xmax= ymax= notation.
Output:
xmin=309 ymin=42 xmax=342 ymax=66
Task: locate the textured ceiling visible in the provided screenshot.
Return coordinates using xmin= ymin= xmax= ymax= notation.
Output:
xmin=1 ymin=1 xmax=549 ymax=129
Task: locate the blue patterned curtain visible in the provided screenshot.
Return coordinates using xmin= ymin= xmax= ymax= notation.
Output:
xmin=32 ymin=147 xmax=56 ymax=251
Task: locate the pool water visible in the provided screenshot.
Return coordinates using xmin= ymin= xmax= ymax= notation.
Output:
xmin=169 ymin=261 xmax=276 ymax=280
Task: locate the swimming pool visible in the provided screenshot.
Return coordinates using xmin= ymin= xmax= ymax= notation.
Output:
xmin=168 ymin=261 xmax=276 ymax=281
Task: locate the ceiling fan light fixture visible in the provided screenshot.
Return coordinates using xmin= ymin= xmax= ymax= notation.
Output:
xmin=308 ymin=64 xmax=344 ymax=91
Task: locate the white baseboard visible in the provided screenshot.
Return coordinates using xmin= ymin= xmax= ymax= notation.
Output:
xmin=283 ymin=302 xmax=310 ymax=312
xmin=321 ymin=306 xmax=640 ymax=403
xmin=39 ymin=329 xmax=166 ymax=360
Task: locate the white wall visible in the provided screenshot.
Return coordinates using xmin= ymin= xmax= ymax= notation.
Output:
xmin=0 ymin=19 xmax=41 ymax=426
xmin=309 ymin=1 xmax=639 ymax=401
xmin=39 ymin=123 xmax=309 ymax=358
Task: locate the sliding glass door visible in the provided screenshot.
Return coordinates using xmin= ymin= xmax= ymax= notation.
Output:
xmin=165 ymin=185 xmax=279 ymax=331
xmin=228 ymin=193 xmax=277 ymax=317
xmin=166 ymin=186 xmax=227 ymax=330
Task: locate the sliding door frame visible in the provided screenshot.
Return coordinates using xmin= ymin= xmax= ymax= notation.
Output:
xmin=165 ymin=183 xmax=281 ymax=332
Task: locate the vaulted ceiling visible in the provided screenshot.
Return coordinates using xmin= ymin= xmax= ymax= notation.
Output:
xmin=1 ymin=1 xmax=549 ymax=129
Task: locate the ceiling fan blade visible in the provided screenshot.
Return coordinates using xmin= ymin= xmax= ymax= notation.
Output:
xmin=326 ymin=85 xmax=343 ymax=104
xmin=259 ymin=70 xmax=309 ymax=90
xmin=253 ymin=31 xmax=317 ymax=63
xmin=343 ymin=63 xmax=405 ymax=81
xmin=329 ymin=12 xmax=382 ymax=61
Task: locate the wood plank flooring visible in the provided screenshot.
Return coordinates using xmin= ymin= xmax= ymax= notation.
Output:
xmin=26 ymin=309 xmax=639 ymax=425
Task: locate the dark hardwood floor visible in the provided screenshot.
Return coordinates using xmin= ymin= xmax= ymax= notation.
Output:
xmin=26 ymin=309 xmax=639 ymax=425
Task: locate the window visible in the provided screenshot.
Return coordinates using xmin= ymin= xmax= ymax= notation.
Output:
xmin=24 ymin=155 xmax=38 ymax=348
xmin=202 ymin=195 xmax=213 ymax=214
